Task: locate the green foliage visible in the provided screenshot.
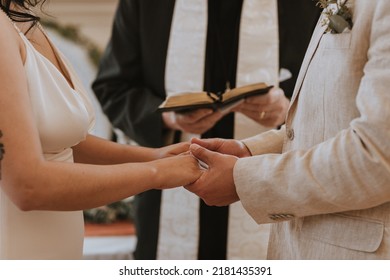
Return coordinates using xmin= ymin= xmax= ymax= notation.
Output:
xmin=83 ymin=200 xmax=135 ymax=224
xmin=41 ymin=19 xmax=102 ymax=68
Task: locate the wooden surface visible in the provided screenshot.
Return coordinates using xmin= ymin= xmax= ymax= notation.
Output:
xmin=84 ymin=221 xmax=136 ymax=237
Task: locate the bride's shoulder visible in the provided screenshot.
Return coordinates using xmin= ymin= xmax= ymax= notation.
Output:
xmin=0 ymin=11 xmax=26 ymax=62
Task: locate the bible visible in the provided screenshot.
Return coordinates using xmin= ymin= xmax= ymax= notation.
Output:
xmin=157 ymin=82 xmax=272 ymax=113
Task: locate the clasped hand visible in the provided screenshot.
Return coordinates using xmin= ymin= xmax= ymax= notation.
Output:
xmin=156 ymin=137 xmax=252 ymax=206
xmin=185 ymin=138 xmax=252 ymax=206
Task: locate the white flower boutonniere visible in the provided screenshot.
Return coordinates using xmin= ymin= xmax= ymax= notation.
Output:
xmin=317 ymin=0 xmax=353 ymax=33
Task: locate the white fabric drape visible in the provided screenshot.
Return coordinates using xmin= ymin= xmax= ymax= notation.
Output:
xmin=159 ymin=0 xmax=278 ymax=259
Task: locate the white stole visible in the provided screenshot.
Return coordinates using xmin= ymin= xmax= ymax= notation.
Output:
xmin=158 ymin=0 xmax=278 ymax=259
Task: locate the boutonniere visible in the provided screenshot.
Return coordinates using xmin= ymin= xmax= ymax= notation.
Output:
xmin=317 ymin=0 xmax=353 ymax=33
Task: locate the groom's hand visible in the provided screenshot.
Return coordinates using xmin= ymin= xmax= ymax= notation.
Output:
xmin=185 ymin=143 xmax=239 ymax=206
xmin=191 ymin=137 xmax=251 ymax=158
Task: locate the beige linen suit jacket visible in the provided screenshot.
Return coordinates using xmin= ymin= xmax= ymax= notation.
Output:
xmin=234 ymin=0 xmax=390 ymax=259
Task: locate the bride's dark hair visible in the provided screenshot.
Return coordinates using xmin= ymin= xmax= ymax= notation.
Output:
xmin=0 ymin=0 xmax=47 ymax=24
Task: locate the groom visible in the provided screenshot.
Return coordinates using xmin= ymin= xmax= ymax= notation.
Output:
xmin=186 ymin=0 xmax=390 ymax=259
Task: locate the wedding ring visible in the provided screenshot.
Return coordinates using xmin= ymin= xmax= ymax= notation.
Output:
xmin=260 ymin=111 xmax=266 ymax=120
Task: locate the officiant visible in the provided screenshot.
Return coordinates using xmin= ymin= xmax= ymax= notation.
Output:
xmin=92 ymin=0 xmax=321 ymax=260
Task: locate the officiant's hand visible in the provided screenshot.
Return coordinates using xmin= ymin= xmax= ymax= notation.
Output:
xmin=162 ymin=109 xmax=224 ymax=134
xmin=185 ymin=143 xmax=239 ymax=206
xmin=191 ymin=137 xmax=251 ymax=158
xmin=232 ymin=87 xmax=289 ymax=127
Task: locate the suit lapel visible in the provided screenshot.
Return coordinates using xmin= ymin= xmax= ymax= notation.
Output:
xmin=289 ymin=18 xmax=328 ymax=107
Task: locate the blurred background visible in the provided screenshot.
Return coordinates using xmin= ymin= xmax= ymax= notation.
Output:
xmin=44 ymin=0 xmax=118 ymax=51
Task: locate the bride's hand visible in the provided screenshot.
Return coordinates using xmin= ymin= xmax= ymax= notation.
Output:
xmin=150 ymin=154 xmax=203 ymax=189
xmin=154 ymin=142 xmax=191 ymax=159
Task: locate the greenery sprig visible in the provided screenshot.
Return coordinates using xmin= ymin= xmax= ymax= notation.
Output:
xmin=84 ymin=200 xmax=135 ymax=224
xmin=42 ymin=19 xmax=102 ymax=67
xmin=316 ymin=0 xmax=352 ymax=33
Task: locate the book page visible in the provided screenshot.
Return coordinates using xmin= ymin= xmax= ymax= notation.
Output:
xmin=222 ymin=82 xmax=268 ymax=102
xmin=159 ymin=91 xmax=213 ymax=108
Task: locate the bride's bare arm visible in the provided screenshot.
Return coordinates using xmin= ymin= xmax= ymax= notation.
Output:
xmin=2 ymin=152 xmax=201 ymax=212
xmin=72 ymin=134 xmax=190 ymax=164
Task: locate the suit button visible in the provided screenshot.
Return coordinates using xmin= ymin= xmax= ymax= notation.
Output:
xmin=287 ymin=128 xmax=294 ymax=140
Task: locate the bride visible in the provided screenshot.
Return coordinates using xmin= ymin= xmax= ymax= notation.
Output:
xmin=0 ymin=0 xmax=202 ymax=259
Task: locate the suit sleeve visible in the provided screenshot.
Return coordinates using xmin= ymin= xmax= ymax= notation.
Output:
xmin=235 ymin=2 xmax=390 ymax=224
xmin=242 ymin=126 xmax=285 ymax=156
xmin=92 ymin=0 xmax=166 ymax=147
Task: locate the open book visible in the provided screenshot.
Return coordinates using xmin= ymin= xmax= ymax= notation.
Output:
xmin=158 ymin=82 xmax=272 ymax=113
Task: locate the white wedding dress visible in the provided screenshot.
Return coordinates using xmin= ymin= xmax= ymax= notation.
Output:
xmin=0 ymin=25 xmax=95 ymax=259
